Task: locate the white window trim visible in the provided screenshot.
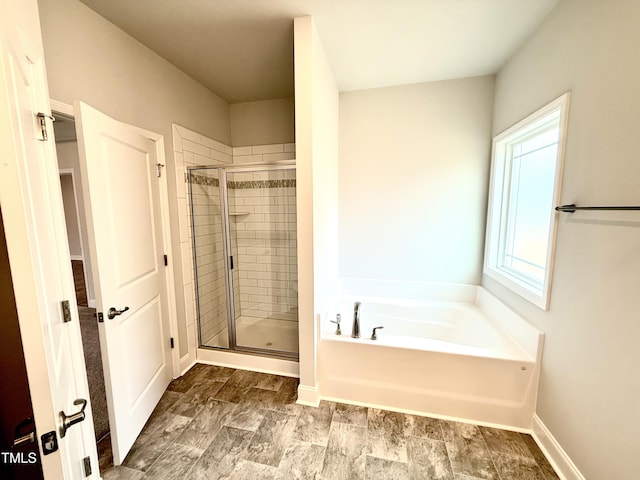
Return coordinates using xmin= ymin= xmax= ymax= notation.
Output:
xmin=484 ymin=92 xmax=570 ymax=310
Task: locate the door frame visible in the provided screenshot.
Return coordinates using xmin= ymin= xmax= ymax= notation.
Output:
xmin=59 ymin=168 xmax=85 ymax=262
xmin=59 ymin=168 xmax=92 ymax=307
xmin=51 ymin=99 xmax=181 ymax=378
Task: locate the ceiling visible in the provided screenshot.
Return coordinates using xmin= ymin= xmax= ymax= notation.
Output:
xmin=79 ymin=0 xmax=559 ymax=104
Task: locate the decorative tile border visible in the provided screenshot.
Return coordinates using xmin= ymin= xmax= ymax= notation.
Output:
xmin=187 ymin=173 xmax=296 ymax=190
xmin=231 ymin=179 xmax=296 ymax=189
xmin=187 ymin=173 xmax=220 ymax=187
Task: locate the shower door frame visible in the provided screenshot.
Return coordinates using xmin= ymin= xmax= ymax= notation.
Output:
xmin=190 ymin=162 xmax=298 ymax=361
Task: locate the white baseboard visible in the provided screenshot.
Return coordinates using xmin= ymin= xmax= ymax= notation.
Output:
xmin=320 ymin=394 xmax=531 ymax=433
xmin=179 ymin=353 xmax=197 ymax=377
xmin=531 ymin=414 xmax=586 ymax=480
xmin=296 ymin=384 xmax=320 ymax=407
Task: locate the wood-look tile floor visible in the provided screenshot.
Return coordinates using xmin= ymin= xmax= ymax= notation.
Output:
xmin=100 ymin=364 xmax=560 ymax=480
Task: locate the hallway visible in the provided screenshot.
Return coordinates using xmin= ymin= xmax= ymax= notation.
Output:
xmin=99 ymin=364 xmax=559 ymax=479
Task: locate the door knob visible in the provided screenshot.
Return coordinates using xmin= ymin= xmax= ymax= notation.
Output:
xmin=59 ymin=399 xmax=87 ymax=438
xmin=108 ymin=306 xmax=129 ymax=319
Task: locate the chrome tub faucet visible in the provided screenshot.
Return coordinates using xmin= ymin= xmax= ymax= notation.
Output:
xmin=352 ymin=301 xmax=361 ymax=338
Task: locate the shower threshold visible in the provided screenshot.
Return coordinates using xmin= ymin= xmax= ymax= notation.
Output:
xmin=196 ymin=346 xmax=300 ymax=378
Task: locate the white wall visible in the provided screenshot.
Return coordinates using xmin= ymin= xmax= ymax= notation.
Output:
xmin=294 ymin=17 xmax=340 ymax=402
xmin=310 ymin=28 xmax=340 ymax=316
xmin=488 ymin=1 xmax=640 ymax=479
xmin=339 ymin=76 xmax=494 ymax=284
xmin=38 ymin=0 xmax=231 ymax=359
xmin=230 ymin=97 xmax=295 ymax=147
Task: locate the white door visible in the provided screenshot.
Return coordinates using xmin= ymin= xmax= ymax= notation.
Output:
xmin=0 ymin=0 xmax=99 ymax=478
xmin=75 ymin=102 xmax=173 ymax=465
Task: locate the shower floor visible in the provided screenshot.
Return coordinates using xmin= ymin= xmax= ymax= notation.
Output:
xmin=205 ymin=315 xmax=299 ymax=354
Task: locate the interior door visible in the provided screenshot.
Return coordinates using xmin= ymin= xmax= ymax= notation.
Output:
xmin=0 ymin=211 xmax=44 ymax=480
xmin=75 ymin=102 xmax=173 ymax=465
xmin=0 ymin=0 xmax=99 ymax=477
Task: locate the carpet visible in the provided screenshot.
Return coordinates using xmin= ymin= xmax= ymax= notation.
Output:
xmin=78 ymin=307 xmax=109 ymax=441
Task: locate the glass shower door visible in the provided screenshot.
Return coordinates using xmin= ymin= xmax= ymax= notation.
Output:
xmin=226 ymin=168 xmax=299 ymax=357
xmin=189 ymin=167 xmax=230 ymax=349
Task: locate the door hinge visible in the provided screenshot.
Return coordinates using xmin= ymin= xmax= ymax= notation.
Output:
xmin=61 ymin=300 xmax=72 ymax=323
xmin=157 ymin=163 xmax=165 ymax=177
xmin=36 ymin=112 xmax=55 ymax=141
xmin=164 ymin=254 xmax=168 ymax=266
xmin=229 ymin=255 xmax=234 ymax=270
xmin=170 ymin=337 xmax=174 ymax=349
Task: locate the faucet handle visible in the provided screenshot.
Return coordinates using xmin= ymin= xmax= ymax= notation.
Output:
xmin=371 ymin=326 xmax=384 ymax=340
xmin=330 ymin=314 xmax=342 ymax=335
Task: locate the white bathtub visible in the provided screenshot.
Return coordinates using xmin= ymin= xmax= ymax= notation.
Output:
xmin=318 ymin=279 xmax=543 ymax=429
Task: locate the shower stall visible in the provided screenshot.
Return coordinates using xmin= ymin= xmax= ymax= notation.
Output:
xmin=188 ymin=165 xmax=298 ymax=360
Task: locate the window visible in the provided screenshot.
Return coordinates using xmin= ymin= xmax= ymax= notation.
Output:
xmin=484 ymin=93 xmax=570 ymax=310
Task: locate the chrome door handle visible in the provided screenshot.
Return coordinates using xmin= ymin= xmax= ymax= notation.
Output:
xmin=12 ymin=417 xmax=36 ymax=448
xmin=108 ymin=306 xmax=129 ymax=319
xmin=59 ymin=399 xmax=87 ymax=438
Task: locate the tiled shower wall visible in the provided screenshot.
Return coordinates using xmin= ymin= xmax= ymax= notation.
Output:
xmin=173 ymin=125 xmax=233 ymax=363
xmin=228 ymin=170 xmax=298 ymax=327
xmin=173 ymin=124 xmax=296 ymax=362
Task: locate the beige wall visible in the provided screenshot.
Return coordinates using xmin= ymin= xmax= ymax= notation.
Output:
xmin=294 ymin=17 xmax=340 ymax=401
xmin=488 ymin=1 xmax=640 ymax=478
xmin=339 ymin=76 xmax=494 ymax=284
xmin=230 ymin=97 xmax=295 ymax=147
xmin=38 ymin=0 xmax=231 ymax=359
xmin=38 ymin=0 xmax=230 ymax=145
